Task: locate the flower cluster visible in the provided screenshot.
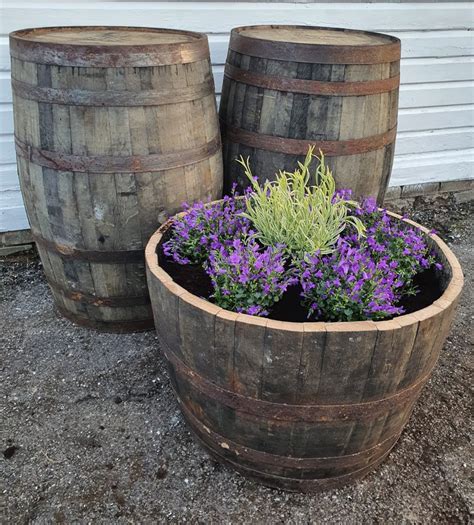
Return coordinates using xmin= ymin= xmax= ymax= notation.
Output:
xmin=162 ymin=194 xmax=253 ymax=265
xmin=298 ymin=195 xmax=441 ymax=321
xmin=162 ymin=158 xmax=442 ymax=320
xmin=352 ymin=197 xmax=441 ymax=290
xmin=205 ymin=239 xmax=296 ymax=316
xmin=299 ymin=240 xmax=405 ymax=321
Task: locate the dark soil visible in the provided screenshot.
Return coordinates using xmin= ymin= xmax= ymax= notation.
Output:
xmin=397 ymin=265 xmax=444 ymax=315
xmin=1 ymin=196 xmax=472 ymax=523
xmin=270 ymin=284 xmax=309 ymax=322
xmin=161 ymin=259 xmax=213 ymax=300
xmin=158 ymin=227 xmax=214 ymax=300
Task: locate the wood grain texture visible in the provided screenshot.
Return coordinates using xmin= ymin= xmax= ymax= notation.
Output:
xmin=11 ymin=29 xmax=223 ymax=331
xmin=220 ymin=26 xmax=401 ymax=203
xmin=145 ymin=211 xmax=463 ymax=491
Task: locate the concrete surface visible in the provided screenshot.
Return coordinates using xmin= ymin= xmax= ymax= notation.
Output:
xmin=1 ymin=197 xmax=472 ymax=524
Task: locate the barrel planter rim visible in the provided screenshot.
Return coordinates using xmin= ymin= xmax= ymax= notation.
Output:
xmin=9 ymin=26 xmax=210 ymax=67
xmin=229 ymin=24 xmax=401 ymax=65
xmin=145 ymin=200 xmax=464 ymax=331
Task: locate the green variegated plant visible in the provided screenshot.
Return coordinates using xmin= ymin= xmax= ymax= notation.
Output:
xmin=236 ymin=146 xmax=366 ymax=257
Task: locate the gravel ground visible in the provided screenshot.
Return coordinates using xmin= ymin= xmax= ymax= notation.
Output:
xmin=1 ymin=197 xmax=472 ymax=524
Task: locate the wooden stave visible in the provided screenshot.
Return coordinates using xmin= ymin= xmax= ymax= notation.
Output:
xmin=145 ymin=208 xmax=463 ymax=489
xmin=220 ymin=37 xmax=400 ymax=203
xmin=12 ymin=41 xmax=223 ymax=331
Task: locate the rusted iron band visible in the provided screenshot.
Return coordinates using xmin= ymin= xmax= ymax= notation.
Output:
xmin=12 ymin=78 xmax=215 ymax=107
xmin=164 ymin=349 xmax=428 ymax=423
xmin=15 ymin=135 xmax=221 ymax=173
xmin=10 ymin=27 xmax=210 ymax=67
xmin=230 ymin=26 xmax=401 ymax=65
xmin=221 ymin=122 xmax=397 ymax=157
xmin=224 ymin=64 xmax=400 ymax=96
xmin=33 ymin=233 xmax=144 ymax=263
xmin=189 ymin=424 xmax=394 ymax=491
xmin=178 ymin=397 xmax=401 ymax=470
xmin=47 ymin=279 xmax=150 ymax=307
xmin=56 ymin=304 xmax=154 ymax=333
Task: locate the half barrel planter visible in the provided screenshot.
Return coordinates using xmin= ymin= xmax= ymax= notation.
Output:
xmin=220 ymin=25 xmax=401 ymax=203
xmin=145 ymin=209 xmax=463 ymax=491
xmin=10 ymin=26 xmax=223 ymax=332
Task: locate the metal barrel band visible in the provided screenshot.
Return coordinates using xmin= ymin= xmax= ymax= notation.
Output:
xmin=12 ymin=78 xmax=215 ymax=107
xmin=224 ymin=64 xmax=400 ymax=97
xmin=10 ymin=27 xmax=210 ymax=67
xmin=230 ymin=26 xmax=401 ymax=65
xmin=56 ymin=304 xmax=154 ymax=333
xmin=221 ymin=122 xmax=397 ymax=157
xmin=33 ymin=233 xmax=145 ymax=263
xmin=188 ymin=423 xmax=394 ymax=492
xmin=47 ymin=279 xmax=150 ymax=307
xmin=164 ymin=348 xmax=428 ymax=423
xmin=15 ymin=135 xmax=221 ymax=173
xmin=178 ymin=396 xmax=401 ymax=471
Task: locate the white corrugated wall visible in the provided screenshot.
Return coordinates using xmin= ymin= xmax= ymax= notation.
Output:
xmin=1 ymin=1 xmax=473 ymax=232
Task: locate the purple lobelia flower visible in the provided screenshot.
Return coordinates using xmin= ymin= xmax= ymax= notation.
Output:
xmin=162 ymin=184 xmax=443 ymax=321
xmin=349 ymin=198 xmax=441 ymax=292
xmin=205 ymin=238 xmax=297 ymax=316
xmin=298 ymin=238 xmax=405 ymax=321
xmin=299 ymin=196 xmax=442 ymax=321
xmin=162 ymin=191 xmax=254 ymax=265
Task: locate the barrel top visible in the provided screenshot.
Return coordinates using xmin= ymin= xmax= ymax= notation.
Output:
xmin=11 ymin=27 xmax=199 ymax=46
xmin=10 ymin=26 xmax=210 ymax=67
xmin=238 ymin=26 xmax=394 ymax=46
xmin=230 ymin=25 xmax=401 ymax=64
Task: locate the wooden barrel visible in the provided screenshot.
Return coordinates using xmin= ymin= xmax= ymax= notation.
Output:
xmin=220 ymin=25 xmax=401 ymax=203
xmin=145 ymin=209 xmax=463 ymax=491
xmin=10 ymin=26 xmax=223 ymax=332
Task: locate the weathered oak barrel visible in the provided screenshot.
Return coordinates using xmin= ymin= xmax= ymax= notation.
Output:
xmin=10 ymin=26 xmax=223 ymax=332
xmin=145 ymin=210 xmax=463 ymax=491
xmin=220 ymin=25 xmax=400 ymax=202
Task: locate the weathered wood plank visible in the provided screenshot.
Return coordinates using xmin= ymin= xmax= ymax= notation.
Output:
xmin=260 ymin=321 xmax=304 ymax=403
xmin=233 ymin=314 xmax=268 ymax=398
xmin=178 ymin=292 xmax=222 ymax=376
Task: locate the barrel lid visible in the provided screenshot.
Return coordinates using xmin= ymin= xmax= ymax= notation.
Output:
xmin=230 ymin=25 xmax=401 ymax=64
xmin=10 ymin=26 xmax=209 ymax=67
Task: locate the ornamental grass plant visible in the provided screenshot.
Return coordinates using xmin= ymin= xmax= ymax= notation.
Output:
xmin=237 ymin=146 xmax=366 ymax=257
xmin=162 ymin=148 xmax=442 ymax=321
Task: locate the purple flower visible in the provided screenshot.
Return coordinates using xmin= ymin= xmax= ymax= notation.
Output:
xmin=162 ymin=192 xmax=254 ymax=265
xmin=204 ymin=238 xmax=295 ymax=317
xmin=297 ymin=195 xmax=442 ymax=321
xmin=163 ymin=185 xmax=443 ymax=322
xmin=298 ymin=242 xmax=405 ymax=321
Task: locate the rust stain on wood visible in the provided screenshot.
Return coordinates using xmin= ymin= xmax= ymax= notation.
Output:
xmin=222 ymin=123 xmax=397 ymax=156
xmin=225 ymin=63 xmax=400 ymax=96
xmin=15 ymin=134 xmax=221 ymax=173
